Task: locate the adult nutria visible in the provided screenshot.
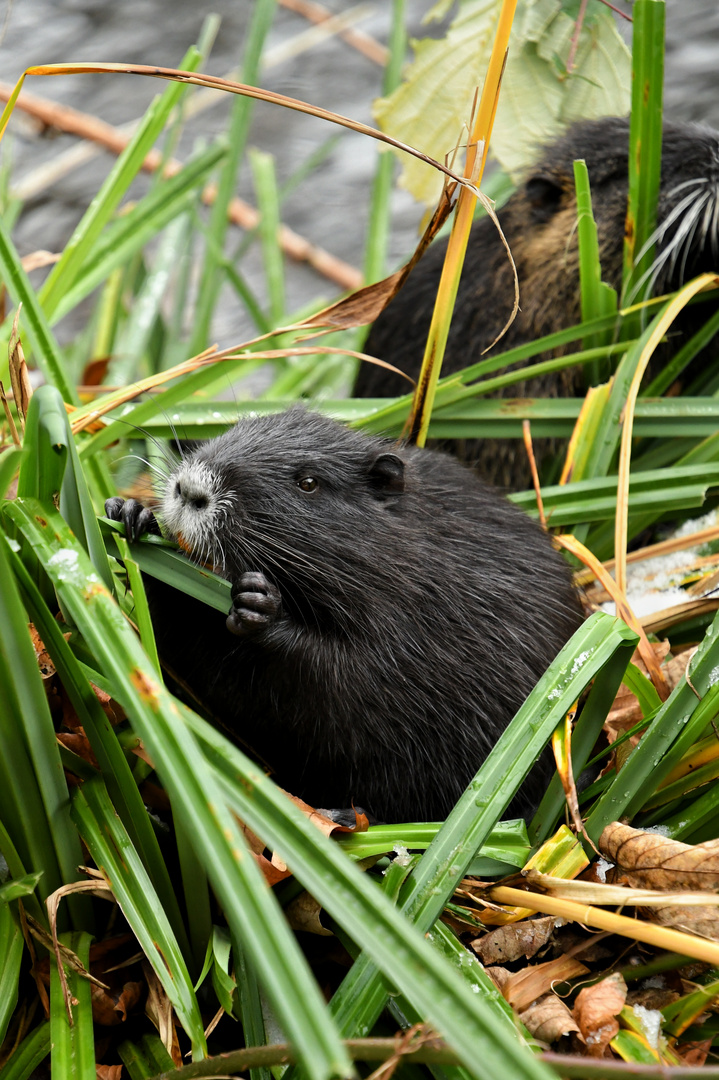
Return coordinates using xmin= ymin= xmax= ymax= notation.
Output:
xmin=356 ymin=116 xmax=719 ymax=488
xmin=106 ymin=409 xmax=583 ymax=823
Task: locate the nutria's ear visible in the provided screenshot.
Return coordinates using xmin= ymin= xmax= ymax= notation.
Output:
xmin=368 ymin=452 xmax=405 ymax=495
xmin=525 ymin=173 xmax=564 ymax=224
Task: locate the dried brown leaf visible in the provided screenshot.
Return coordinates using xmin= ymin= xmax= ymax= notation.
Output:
xmin=57 ymin=731 xmax=99 ymax=769
xmin=96 ymin=1067 xmax=123 ymax=1080
xmin=519 ymin=993 xmax=580 ymax=1043
xmin=285 ymin=891 xmax=333 ymax=937
xmin=648 ymin=904 xmax=719 ymax=941
xmin=605 ymin=642 xmax=672 ymax=742
xmin=626 ymin=987 xmax=679 ymax=1012
xmin=8 ymin=310 xmax=32 ymax=431
xmin=572 ymin=972 xmax=627 ymax=1057
xmin=29 ymin=625 xmax=56 ymax=679
xmin=236 ymin=819 xmax=292 ymax=887
xmin=664 ymin=646 xmax=698 ymax=687
xmin=90 ymin=979 xmax=142 ymax=1026
xmin=471 ymin=916 xmax=557 ymax=965
xmin=600 ymin=822 xmax=719 ymax=891
xmin=284 ymin=791 xmax=370 ymax=836
xmin=676 ymin=1037 xmax=713 ymax=1066
xmin=21 ymin=250 xmax=60 ymax=274
xmin=502 ymin=955 xmax=589 ymax=1012
xmin=236 ymin=789 xmax=370 ymax=885
xmin=484 ymin=966 xmax=511 ymax=992
xmin=286 ymin=188 xmax=454 ymax=334
xmin=143 ymin=961 xmax=180 ymax=1066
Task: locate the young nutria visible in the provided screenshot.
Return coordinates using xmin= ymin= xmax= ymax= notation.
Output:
xmin=106 ymin=409 xmax=583 ymax=823
xmin=356 ymin=117 xmax=719 ymax=488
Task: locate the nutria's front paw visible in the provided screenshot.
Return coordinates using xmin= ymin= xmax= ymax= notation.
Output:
xmin=226 ymin=572 xmax=282 ymax=638
xmin=104 ymin=497 xmax=160 ymax=542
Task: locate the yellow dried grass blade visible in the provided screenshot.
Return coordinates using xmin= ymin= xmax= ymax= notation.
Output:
xmin=409 ymin=0 xmax=519 ymax=446
xmin=22 ymin=62 xmax=473 ymax=193
xmin=615 ymin=272 xmax=719 ymax=596
xmin=560 ymin=381 xmax=613 ymax=485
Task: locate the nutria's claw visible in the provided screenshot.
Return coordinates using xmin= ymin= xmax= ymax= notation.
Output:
xmin=104 ymin=497 xmax=159 ymax=543
xmin=227 ymin=571 xmax=281 ymax=637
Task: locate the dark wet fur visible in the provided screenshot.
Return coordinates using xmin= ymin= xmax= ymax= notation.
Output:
xmin=356 ymin=117 xmax=719 ymax=488
xmin=136 ymin=409 xmax=583 ymax=823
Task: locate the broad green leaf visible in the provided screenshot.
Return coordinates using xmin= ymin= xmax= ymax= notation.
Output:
xmin=0 ymin=872 xmax=43 ymax=904
xmin=374 ymin=0 xmax=630 ymax=205
xmin=585 ymin=610 xmax=719 ymax=841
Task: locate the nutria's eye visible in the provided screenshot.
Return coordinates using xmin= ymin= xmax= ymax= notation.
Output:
xmin=174 ymin=481 xmax=182 ymax=498
xmin=298 ymin=477 xmax=318 ymax=493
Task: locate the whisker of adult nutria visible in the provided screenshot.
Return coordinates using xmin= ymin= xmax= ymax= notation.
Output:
xmin=678 ymin=197 xmax=708 ymax=283
xmin=700 ymin=185 xmax=719 ymax=261
xmin=107 ymin=415 xmax=182 ymax=472
xmin=110 ymin=451 xmax=170 ymax=482
xmin=248 ymin=526 xmax=360 ymax=592
xmin=154 ymin=407 xmax=194 ymax=463
xmin=128 ymin=454 xmax=173 ymax=484
xmin=237 ymin=530 xmax=359 ymax=628
xmin=628 ymin=186 xmax=711 ymax=302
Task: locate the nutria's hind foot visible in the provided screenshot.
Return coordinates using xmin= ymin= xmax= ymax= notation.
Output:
xmin=227 ymin=571 xmax=282 ymax=638
xmin=104 ymin=496 xmax=160 ymax=542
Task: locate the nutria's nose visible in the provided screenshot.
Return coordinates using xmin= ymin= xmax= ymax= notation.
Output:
xmin=175 ymin=478 xmax=209 ymax=511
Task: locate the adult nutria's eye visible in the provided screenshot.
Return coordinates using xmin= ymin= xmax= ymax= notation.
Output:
xmin=298 ymin=477 xmax=318 ymax=492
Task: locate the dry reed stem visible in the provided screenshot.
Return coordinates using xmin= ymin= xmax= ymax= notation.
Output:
xmin=408 ymin=0 xmax=519 ymax=445
xmin=640 ymin=597 xmax=719 ymax=635
xmin=68 ymin=343 xmax=412 ymax=435
xmin=575 ymin=524 xmax=719 ymax=587
xmin=278 ymin=0 xmax=389 ymax=65
xmin=15 ymin=64 xmax=478 ymax=196
xmin=485 ymin=885 xmax=719 ymax=967
xmin=522 ymin=419 xmax=546 ymax=528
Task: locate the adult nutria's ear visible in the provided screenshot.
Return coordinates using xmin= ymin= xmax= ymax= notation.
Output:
xmin=368 ymin=452 xmax=405 ymax=496
xmin=524 ymin=173 xmax=565 ymax=224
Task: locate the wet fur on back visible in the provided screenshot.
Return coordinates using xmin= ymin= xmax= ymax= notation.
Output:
xmin=136 ymin=409 xmax=583 ymax=822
